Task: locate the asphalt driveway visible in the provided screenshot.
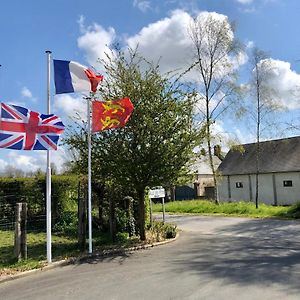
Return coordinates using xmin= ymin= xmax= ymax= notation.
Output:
xmin=1 ymin=215 xmax=300 ymax=300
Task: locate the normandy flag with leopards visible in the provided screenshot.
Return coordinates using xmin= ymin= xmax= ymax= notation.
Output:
xmin=92 ymin=97 xmax=134 ymax=132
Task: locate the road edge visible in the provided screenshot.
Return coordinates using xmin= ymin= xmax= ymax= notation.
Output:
xmin=0 ymin=232 xmax=179 ymax=284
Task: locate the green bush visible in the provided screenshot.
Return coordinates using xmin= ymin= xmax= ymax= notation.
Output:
xmin=0 ymin=176 xmax=79 ymax=227
xmin=53 ymin=211 xmax=78 ymax=235
xmin=284 ymin=202 xmax=300 ymax=219
xmin=148 ymin=221 xmax=177 ymax=240
xmin=164 ymin=223 xmax=177 ymax=238
xmin=0 ymin=176 xmax=78 ymax=207
xmin=52 ymin=176 xmax=78 ymax=211
xmin=115 ymin=232 xmax=130 ymax=243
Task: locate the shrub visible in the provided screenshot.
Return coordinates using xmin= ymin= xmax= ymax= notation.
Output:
xmin=285 ymin=202 xmax=300 ymax=219
xmin=115 ymin=232 xmax=129 ymax=243
xmin=53 ymin=211 xmax=78 ymax=235
xmin=147 ymin=221 xmax=177 ymax=242
xmin=164 ymin=223 xmax=177 ymax=238
xmin=0 ymin=176 xmax=79 ymax=231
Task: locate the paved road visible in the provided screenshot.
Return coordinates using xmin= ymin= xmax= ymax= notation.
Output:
xmin=1 ymin=215 xmax=300 ymax=300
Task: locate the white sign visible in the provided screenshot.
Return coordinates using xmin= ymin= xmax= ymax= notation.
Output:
xmin=149 ymin=187 xmax=165 ymax=198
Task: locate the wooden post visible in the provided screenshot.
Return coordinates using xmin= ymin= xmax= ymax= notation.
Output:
xmin=78 ymin=182 xmax=87 ymax=252
xmin=149 ymin=197 xmax=153 ymax=228
xmin=14 ymin=203 xmax=27 ymax=260
xmin=109 ymin=197 xmax=116 ymax=241
xmin=162 ymin=197 xmax=165 ymax=224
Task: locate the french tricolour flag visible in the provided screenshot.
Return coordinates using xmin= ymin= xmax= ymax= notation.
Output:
xmin=53 ymin=60 xmax=103 ymax=94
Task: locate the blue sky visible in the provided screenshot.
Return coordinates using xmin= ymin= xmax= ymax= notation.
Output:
xmin=0 ymin=0 xmax=299 ymax=173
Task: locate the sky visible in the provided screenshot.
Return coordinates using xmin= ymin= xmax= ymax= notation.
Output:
xmin=0 ymin=0 xmax=300 ymax=174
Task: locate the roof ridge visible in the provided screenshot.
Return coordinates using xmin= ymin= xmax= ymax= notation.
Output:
xmin=219 ymin=135 xmax=300 ymax=175
xmin=237 ymin=135 xmax=300 ymax=147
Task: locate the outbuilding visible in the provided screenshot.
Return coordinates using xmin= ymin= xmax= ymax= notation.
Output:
xmin=217 ymin=136 xmax=300 ymax=205
xmin=175 ymin=150 xmax=222 ymax=200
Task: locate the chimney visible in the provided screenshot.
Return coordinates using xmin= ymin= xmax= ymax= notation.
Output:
xmin=214 ymin=145 xmax=224 ymax=161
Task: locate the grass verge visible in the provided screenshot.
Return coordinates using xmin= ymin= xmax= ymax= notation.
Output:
xmin=0 ymin=221 xmax=177 ymax=276
xmin=0 ymin=231 xmax=79 ymax=275
xmin=152 ymin=200 xmax=300 ymax=219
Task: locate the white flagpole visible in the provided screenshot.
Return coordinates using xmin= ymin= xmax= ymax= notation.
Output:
xmin=87 ymin=97 xmax=92 ymax=254
xmin=46 ymin=50 xmax=52 ymax=263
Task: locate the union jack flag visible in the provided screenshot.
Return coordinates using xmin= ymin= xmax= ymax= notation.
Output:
xmin=0 ymin=103 xmax=65 ymax=150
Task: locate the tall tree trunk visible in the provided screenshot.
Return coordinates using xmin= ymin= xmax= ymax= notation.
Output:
xmin=255 ymin=117 xmax=260 ymax=209
xmin=170 ymin=185 xmax=175 ymax=201
xmin=138 ymin=189 xmax=146 ymax=240
xmin=109 ymin=196 xmax=116 ymax=241
xmin=255 ymin=62 xmax=261 ymax=209
xmin=206 ymin=105 xmax=218 ymax=204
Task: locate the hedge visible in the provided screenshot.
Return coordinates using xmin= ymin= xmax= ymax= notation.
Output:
xmin=0 ymin=175 xmax=79 ymax=221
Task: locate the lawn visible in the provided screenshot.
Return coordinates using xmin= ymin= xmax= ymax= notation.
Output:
xmin=152 ymin=200 xmax=300 ymax=219
xmin=0 ymin=230 xmax=142 ymax=275
xmin=0 ymin=230 xmax=79 ymax=274
xmin=0 ymin=221 xmax=175 ymax=275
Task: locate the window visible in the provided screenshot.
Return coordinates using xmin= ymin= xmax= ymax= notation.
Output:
xmin=283 ymin=180 xmax=293 ymax=187
xmin=236 ymin=182 xmax=243 ymax=188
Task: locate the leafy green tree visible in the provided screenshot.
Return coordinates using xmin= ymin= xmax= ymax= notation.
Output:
xmin=65 ymin=49 xmax=202 ymax=240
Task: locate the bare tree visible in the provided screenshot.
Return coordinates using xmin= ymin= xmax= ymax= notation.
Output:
xmin=188 ymin=14 xmax=242 ymax=203
xmin=2 ymin=165 xmax=25 ymax=177
xmin=284 ymin=114 xmax=300 ymax=134
xmin=247 ymin=48 xmax=284 ymax=208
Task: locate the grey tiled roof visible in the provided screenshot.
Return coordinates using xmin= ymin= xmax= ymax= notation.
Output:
xmin=218 ymin=136 xmax=300 ymax=175
xmin=190 ymin=156 xmax=222 ymax=175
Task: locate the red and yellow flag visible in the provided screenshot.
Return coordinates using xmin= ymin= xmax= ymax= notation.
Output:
xmin=92 ymin=97 xmax=134 ymax=132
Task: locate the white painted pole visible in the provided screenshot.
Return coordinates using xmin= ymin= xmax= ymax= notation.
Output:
xmin=87 ymin=97 xmax=92 ymax=254
xmin=45 ymin=50 xmax=52 ymax=263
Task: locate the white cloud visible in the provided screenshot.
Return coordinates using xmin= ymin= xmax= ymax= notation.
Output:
xmin=54 ymin=94 xmax=87 ymax=122
xmin=0 ymin=158 xmax=8 ymax=172
xmin=126 ymin=10 xmax=246 ymax=81
xmin=194 ymin=91 xmax=226 ymax=118
xmin=50 ymin=148 xmax=69 ymax=172
xmin=21 ymin=86 xmax=36 ymax=102
xmin=21 ymin=87 xmax=32 ymax=98
xmin=3 ymin=148 xmax=68 ymax=174
xmin=211 ymin=121 xmax=239 ymax=151
xmin=211 ymin=120 xmax=258 ymax=153
xmin=194 ymin=119 xmax=254 ymax=154
xmin=133 ymin=0 xmax=151 ymax=12
xmin=231 ymin=50 xmax=248 ymax=70
xmin=77 ymin=16 xmax=116 ymax=66
xmin=6 ymin=151 xmax=43 ymax=172
xmin=77 ymin=10 xmax=246 ymax=83
xmin=257 ymin=58 xmax=300 ymax=109
xmin=36 ymin=148 xmax=69 ymax=173
xmin=127 ymin=10 xmax=192 ymax=75
xmin=246 ymin=40 xmax=255 ymax=49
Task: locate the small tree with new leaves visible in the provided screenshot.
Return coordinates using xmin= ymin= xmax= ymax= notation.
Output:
xmin=65 ymin=49 xmax=202 ymax=240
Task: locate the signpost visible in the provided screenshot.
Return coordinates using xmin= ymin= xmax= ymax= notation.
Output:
xmin=149 ymin=187 xmax=166 ymax=223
